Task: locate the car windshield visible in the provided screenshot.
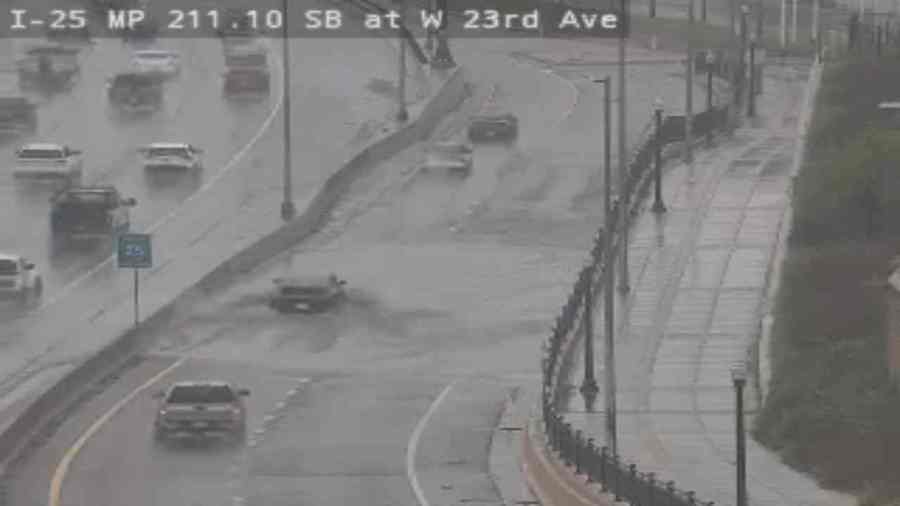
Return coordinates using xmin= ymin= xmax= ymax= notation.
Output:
xmin=282 ymin=286 xmax=329 ymax=296
xmin=226 ymin=54 xmax=266 ymax=66
xmin=19 ymin=149 xmax=63 ymax=159
xmin=60 ymin=192 xmax=113 ymax=205
xmin=0 ymin=260 xmax=17 ymax=275
xmin=148 ymin=147 xmax=188 ymax=158
xmin=136 ymin=53 xmax=172 ymax=60
xmin=167 ymin=385 xmax=236 ymax=404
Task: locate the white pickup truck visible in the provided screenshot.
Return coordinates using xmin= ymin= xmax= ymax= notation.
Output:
xmin=13 ymin=143 xmax=83 ymax=185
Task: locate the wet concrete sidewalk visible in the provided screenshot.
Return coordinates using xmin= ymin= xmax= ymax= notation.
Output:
xmin=558 ymin=62 xmax=856 ymax=506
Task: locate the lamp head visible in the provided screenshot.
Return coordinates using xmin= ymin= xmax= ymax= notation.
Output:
xmin=731 ymin=364 xmax=747 ymax=385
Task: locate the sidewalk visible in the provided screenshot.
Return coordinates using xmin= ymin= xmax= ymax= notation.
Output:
xmin=557 ymin=62 xmax=857 ymax=506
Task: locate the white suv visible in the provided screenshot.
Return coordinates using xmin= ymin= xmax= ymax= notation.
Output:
xmin=0 ymin=253 xmax=42 ymax=306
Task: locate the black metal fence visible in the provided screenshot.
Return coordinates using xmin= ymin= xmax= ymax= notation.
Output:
xmin=537 ymin=67 xmax=737 ymax=506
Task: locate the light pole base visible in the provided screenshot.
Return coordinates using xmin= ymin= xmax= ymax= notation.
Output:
xmin=280 ymin=201 xmax=296 ymax=221
xmin=652 ymin=200 xmax=667 ymax=213
xmin=579 ymin=379 xmax=600 ymax=396
xmin=431 ymin=36 xmax=456 ymax=69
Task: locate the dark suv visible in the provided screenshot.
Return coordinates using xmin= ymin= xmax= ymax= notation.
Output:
xmin=106 ymin=72 xmax=163 ymax=113
xmin=467 ymin=113 xmax=519 ymax=143
xmin=267 ymin=275 xmax=346 ymax=313
xmin=153 ymin=381 xmax=249 ymax=444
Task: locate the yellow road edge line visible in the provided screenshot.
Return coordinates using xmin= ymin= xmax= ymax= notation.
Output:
xmin=48 ymin=356 xmax=186 ymax=506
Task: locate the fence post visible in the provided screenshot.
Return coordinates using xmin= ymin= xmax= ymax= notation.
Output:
xmin=600 ymin=446 xmax=609 ymax=491
xmin=648 ymin=472 xmax=657 ymax=506
xmin=575 ymin=430 xmax=584 ymax=474
xmin=612 ymin=453 xmax=622 ymax=501
xmin=563 ymin=422 xmax=574 ymax=466
xmin=586 ymin=438 xmax=597 ymax=482
xmin=629 ymin=463 xmax=639 ymax=505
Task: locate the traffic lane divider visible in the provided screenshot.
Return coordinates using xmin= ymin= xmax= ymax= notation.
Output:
xmin=0 ymin=65 xmax=468 ymax=475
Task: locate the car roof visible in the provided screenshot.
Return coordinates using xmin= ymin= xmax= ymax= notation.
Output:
xmin=273 ymin=275 xmax=337 ymax=287
xmin=147 ymin=142 xmax=189 ymax=149
xmin=169 ymin=380 xmax=233 ymax=389
xmin=60 ymin=185 xmax=117 ymax=195
xmin=24 ymin=44 xmax=78 ymax=55
xmin=473 ymin=112 xmax=514 ymax=120
xmin=0 ymin=253 xmax=21 ymax=262
xmin=19 ymin=142 xmax=64 ymax=151
xmin=133 ymin=49 xmax=178 ymax=56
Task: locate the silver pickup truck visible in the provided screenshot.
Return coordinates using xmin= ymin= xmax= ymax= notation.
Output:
xmin=152 ymin=381 xmax=250 ymax=445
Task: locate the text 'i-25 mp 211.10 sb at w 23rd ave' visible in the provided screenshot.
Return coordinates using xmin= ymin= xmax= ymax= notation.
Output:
xmin=3 ymin=3 xmax=629 ymax=38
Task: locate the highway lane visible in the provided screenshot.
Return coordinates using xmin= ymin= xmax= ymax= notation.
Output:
xmin=9 ymin=41 xmax=706 ymax=506
xmin=0 ymin=0 xmax=422 ymax=424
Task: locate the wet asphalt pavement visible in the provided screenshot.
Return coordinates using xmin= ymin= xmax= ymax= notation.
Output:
xmin=1 ymin=36 xmax=727 ymax=506
xmin=0 ymin=0 xmax=421 ymax=431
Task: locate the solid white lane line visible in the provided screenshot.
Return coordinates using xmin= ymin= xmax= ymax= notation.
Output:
xmin=406 ymin=380 xmax=457 ymax=506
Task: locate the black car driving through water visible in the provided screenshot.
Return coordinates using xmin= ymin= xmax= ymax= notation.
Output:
xmin=16 ymin=44 xmax=81 ymax=92
xmin=267 ymin=275 xmax=347 ymax=313
xmin=0 ymin=97 xmax=37 ymax=138
xmin=49 ymin=185 xmax=136 ymax=247
xmin=106 ymin=72 xmax=163 ymax=114
xmin=467 ymin=112 xmax=519 ymax=143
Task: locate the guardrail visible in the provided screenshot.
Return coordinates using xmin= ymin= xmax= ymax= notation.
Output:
xmin=537 ymin=57 xmax=740 ymax=506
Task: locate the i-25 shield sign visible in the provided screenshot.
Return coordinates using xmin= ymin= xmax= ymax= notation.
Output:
xmin=117 ymin=233 xmax=152 ymax=268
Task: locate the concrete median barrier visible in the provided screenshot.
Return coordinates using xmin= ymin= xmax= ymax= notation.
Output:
xmin=0 ymin=64 xmax=469 ymax=474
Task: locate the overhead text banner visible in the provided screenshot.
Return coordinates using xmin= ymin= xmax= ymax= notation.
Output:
xmin=1 ymin=1 xmax=629 ymax=38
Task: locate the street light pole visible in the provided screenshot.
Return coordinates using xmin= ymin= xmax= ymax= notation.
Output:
xmin=395 ymin=0 xmax=408 ymax=122
xmin=431 ymin=0 xmax=456 ymax=69
xmin=737 ymin=5 xmax=749 ymax=107
xmin=685 ymin=0 xmax=695 ymax=165
xmin=617 ymin=0 xmax=630 ymax=294
xmin=706 ymin=50 xmax=714 ymax=146
xmin=652 ymin=98 xmax=666 ymax=213
xmin=280 ymin=0 xmax=295 ymax=221
xmin=601 ymin=75 xmax=616 ymax=456
xmin=748 ymin=38 xmax=756 ymax=117
xmin=732 ymin=365 xmax=748 ymax=506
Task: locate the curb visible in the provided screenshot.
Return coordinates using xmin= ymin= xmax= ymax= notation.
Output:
xmin=755 ymin=59 xmax=822 ymax=406
xmin=521 ymin=419 xmax=617 ymax=506
xmin=0 ymin=65 xmax=470 ymax=476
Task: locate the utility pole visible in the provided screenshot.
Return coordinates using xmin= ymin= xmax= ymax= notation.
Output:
xmin=395 ymin=0 xmax=408 ymax=121
xmin=617 ymin=0 xmax=630 ymax=294
xmin=280 ymin=0 xmax=295 ymax=221
xmin=685 ymin=0 xmax=695 ymax=164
